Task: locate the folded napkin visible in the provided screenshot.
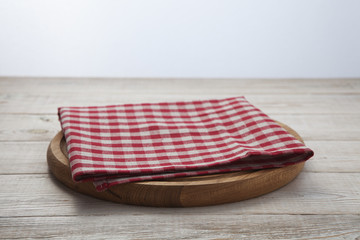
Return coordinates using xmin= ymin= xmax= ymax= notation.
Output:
xmin=58 ymin=96 xmax=313 ymax=191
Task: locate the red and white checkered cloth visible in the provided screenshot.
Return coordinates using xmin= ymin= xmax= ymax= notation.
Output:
xmin=58 ymin=96 xmax=313 ymax=191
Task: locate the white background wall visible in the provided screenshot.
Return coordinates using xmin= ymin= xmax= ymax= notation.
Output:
xmin=0 ymin=0 xmax=359 ymax=78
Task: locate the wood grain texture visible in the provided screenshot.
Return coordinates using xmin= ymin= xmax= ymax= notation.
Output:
xmin=0 ymin=77 xmax=359 ymax=239
xmin=1 ymin=92 xmax=360 ymax=114
xmin=1 ymin=78 xmax=359 ymax=94
xmin=1 ymin=215 xmax=359 ymax=240
xmin=1 ymin=172 xmax=359 ymax=217
xmin=47 ymin=123 xmax=305 ymax=207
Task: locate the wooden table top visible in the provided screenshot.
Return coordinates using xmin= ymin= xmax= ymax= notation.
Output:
xmin=0 ymin=78 xmax=359 ymax=239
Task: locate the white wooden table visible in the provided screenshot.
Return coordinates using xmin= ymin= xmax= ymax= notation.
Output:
xmin=0 ymin=78 xmax=359 ymax=239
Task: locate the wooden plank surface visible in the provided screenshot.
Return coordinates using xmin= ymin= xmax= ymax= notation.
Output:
xmin=0 ymin=77 xmax=359 ymax=239
xmin=1 ymin=215 xmax=359 ymax=240
xmin=1 ymin=92 xmax=360 ymax=114
xmin=1 ymin=78 xmax=359 ymax=94
xmin=0 ymin=172 xmax=359 ymax=217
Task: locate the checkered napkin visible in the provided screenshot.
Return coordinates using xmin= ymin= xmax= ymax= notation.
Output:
xmin=58 ymin=96 xmax=313 ymax=191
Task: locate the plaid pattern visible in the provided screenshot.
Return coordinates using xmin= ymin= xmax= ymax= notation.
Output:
xmin=58 ymin=96 xmax=314 ymax=191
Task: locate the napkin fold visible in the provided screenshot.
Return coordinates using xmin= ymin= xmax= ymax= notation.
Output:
xmin=58 ymin=96 xmax=313 ymax=191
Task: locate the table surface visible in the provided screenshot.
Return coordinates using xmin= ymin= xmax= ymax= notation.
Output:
xmin=0 ymin=78 xmax=359 ymax=239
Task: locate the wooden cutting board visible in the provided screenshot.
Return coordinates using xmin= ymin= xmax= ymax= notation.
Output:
xmin=47 ymin=122 xmax=305 ymax=207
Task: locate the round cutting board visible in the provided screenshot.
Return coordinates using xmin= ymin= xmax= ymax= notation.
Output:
xmin=47 ymin=122 xmax=305 ymax=207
